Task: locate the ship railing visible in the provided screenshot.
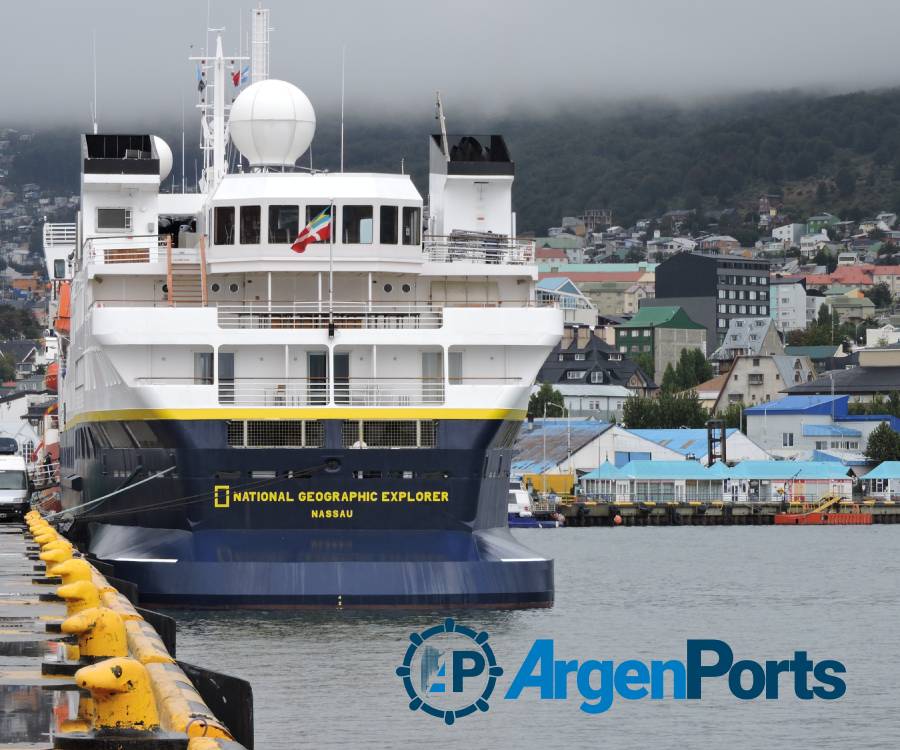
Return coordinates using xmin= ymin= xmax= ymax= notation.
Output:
xmin=216 ymin=302 xmax=444 ymax=330
xmin=423 ymin=236 xmax=535 ymax=265
xmin=43 ymin=223 xmax=77 ymax=247
xmin=135 ymin=376 xmax=521 ymax=406
xmin=28 ymin=460 xmax=60 ymax=488
xmin=336 ymin=378 xmax=445 ymax=407
xmin=83 ymin=234 xmax=171 ymax=265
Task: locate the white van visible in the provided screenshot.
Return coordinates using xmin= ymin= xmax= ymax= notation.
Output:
xmin=0 ymin=449 xmax=30 ymax=520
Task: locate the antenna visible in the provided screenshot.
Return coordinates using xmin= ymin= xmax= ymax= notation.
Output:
xmin=340 ymin=45 xmax=346 ymax=173
xmin=90 ymin=31 xmax=98 ymax=134
xmin=181 ymin=92 xmax=186 ymax=193
xmin=435 ymin=91 xmax=449 ymax=162
xmin=250 ymin=4 xmax=270 ymax=83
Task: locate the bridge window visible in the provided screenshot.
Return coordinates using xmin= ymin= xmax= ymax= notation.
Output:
xmin=380 ymin=206 xmax=398 ymax=244
xmin=214 ymin=206 xmax=235 ymax=245
xmin=343 ymin=205 xmax=373 ymax=244
xmin=268 ymin=205 xmax=299 ymax=244
xmin=402 ymin=207 xmax=421 ymax=245
xmin=240 ymin=205 xmax=261 ymax=244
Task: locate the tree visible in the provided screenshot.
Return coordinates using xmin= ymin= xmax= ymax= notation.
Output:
xmin=0 ymin=305 xmax=41 ymax=340
xmin=660 ymin=363 xmax=678 ymax=393
xmin=622 ymin=391 xmax=708 ymax=429
xmin=864 ymin=282 xmax=893 ymax=310
xmin=721 ymin=401 xmax=745 ymax=430
xmin=634 ymin=352 xmax=655 ymax=382
xmin=528 ymin=383 xmax=566 ymax=420
xmin=0 ymin=358 xmax=14 ymax=383
xmin=864 ymin=422 xmax=900 ymax=463
xmin=835 ymin=166 xmax=856 ymax=197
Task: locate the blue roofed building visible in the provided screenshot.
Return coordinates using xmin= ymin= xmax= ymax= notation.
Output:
xmin=861 ymin=462 xmax=900 ymax=500
xmin=744 ymin=394 xmax=900 ymax=463
xmin=577 ymin=458 xmax=852 ymax=503
xmin=625 ymin=428 xmax=770 ymax=463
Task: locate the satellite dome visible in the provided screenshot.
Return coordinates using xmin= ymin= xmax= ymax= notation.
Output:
xmin=229 ymin=80 xmax=316 ymax=168
xmin=151 ymin=135 xmax=173 ymax=181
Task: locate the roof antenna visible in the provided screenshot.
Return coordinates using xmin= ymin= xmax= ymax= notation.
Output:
xmin=90 ymin=31 xmax=98 ymax=134
xmin=340 ymin=44 xmax=346 ymax=173
xmin=435 ymin=91 xmax=450 ymax=161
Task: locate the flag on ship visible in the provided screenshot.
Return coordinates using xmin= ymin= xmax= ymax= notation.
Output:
xmin=291 ymin=209 xmax=331 ymax=253
xmin=232 ymin=65 xmax=250 ymax=87
xmin=196 ymin=64 xmax=206 ymax=92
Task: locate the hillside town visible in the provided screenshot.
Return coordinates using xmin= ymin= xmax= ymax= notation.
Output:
xmin=518 ymin=199 xmax=900 ymax=501
xmin=0 ymin=127 xmax=899 ymax=509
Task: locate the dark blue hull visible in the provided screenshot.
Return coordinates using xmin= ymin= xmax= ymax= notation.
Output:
xmin=59 ymin=417 xmax=554 ymax=607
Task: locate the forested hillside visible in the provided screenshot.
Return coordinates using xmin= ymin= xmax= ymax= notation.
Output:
xmin=10 ymin=88 xmax=900 ymax=234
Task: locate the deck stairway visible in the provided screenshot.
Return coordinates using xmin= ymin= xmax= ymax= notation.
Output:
xmin=166 ymin=236 xmax=208 ymax=307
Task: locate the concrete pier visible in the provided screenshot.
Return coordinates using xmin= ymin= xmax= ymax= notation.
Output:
xmin=557 ymin=499 xmax=900 ymax=526
xmin=0 ymin=518 xmax=252 ymax=749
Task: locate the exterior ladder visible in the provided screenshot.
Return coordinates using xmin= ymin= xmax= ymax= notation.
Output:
xmin=166 ymin=235 xmax=208 ymax=307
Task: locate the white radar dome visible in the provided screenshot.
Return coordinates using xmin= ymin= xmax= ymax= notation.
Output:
xmin=151 ymin=135 xmax=173 ymax=181
xmin=229 ymin=80 xmax=316 ymax=168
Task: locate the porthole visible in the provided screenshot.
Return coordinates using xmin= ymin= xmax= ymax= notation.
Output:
xmin=324 ymin=457 xmax=342 ymax=473
xmin=229 ymin=283 xmax=239 ymax=293
xmin=401 ymin=283 xmax=411 ymax=293
xmin=211 ymin=283 xmax=221 ymax=293
xmin=383 ymin=283 xmax=393 ymax=293
xmin=161 ymin=284 xmax=168 ymax=294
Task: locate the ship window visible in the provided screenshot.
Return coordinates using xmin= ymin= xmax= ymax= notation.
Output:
xmin=380 ymin=205 xmax=398 ymax=244
xmin=123 ymin=422 xmax=161 ymax=448
xmin=54 ymin=259 xmax=66 ymax=279
xmin=240 ymin=205 xmax=261 ymax=244
xmin=342 ymin=205 xmax=373 ymax=244
xmin=214 ymin=206 xmax=235 ymax=245
xmin=341 ymin=420 xmax=436 ymax=448
xmin=96 ymin=208 xmax=132 ymax=232
xmin=227 ymin=420 xmax=324 ymax=448
xmin=402 ymin=207 xmax=421 ymax=245
xmin=306 ymin=204 xmax=330 ymax=224
xmin=268 ymin=205 xmax=299 ymax=244
xmin=194 ymin=352 xmax=213 ymax=385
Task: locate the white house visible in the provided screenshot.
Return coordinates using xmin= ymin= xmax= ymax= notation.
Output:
xmin=772 ymin=223 xmax=805 ymax=247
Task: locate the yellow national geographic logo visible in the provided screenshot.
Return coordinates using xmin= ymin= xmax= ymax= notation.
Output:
xmin=214 ymin=485 xmax=231 ymax=509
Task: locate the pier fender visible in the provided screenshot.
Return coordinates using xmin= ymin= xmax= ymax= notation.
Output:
xmin=62 ymin=607 xmax=128 ymax=660
xmin=146 ymin=662 xmax=233 ymax=740
xmin=58 ymin=580 xmax=102 ymax=615
xmin=73 ymin=657 xmax=161 ymax=731
xmin=126 ymin=620 xmax=176 ymax=665
xmin=101 ymin=590 xmax=145 ymax=621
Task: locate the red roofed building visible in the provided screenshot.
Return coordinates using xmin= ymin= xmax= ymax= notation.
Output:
xmin=535 ymin=247 xmax=568 ymax=261
xmin=803 ymin=265 xmax=874 ymax=291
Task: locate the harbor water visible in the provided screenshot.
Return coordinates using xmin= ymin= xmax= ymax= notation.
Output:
xmin=174 ymin=527 xmax=900 ymax=749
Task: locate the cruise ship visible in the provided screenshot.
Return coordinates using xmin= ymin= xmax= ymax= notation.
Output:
xmin=42 ymin=8 xmax=562 ymax=606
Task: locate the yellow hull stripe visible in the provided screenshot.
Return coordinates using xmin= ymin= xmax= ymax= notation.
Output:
xmin=64 ymin=407 xmax=527 ymax=426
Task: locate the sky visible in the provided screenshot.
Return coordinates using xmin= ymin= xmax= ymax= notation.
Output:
xmin=2 ymin=0 xmax=900 ymax=128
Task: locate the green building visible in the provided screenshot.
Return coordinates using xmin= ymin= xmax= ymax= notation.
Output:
xmin=616 ymin=306 xmax=707 ymax=379
xmin=807 ymin=213 xmax=840 ymax=234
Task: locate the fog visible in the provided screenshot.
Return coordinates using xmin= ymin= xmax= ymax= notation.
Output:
xmin=2 ymin=0 xmax=900 ymax=127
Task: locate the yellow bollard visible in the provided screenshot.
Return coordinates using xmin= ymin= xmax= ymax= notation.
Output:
xmin=39 ymin=546 xmax=73 ymax=569
xmin=74 ymin=657 xmax=160 ymax=731
xmin=42 ymin=538 xmax=73 ymax=552
xmin=57 ymin=580 xmax=101 ymax=616
xmin=61 ymin=607 xmax=128 ymax=660
xmin=51 ymin=559 xmax=94 ymax=585
xmin=34 ymin=532 xmax=59 ymax=547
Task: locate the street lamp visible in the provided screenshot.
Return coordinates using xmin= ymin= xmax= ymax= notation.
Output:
xmin=542 ymin=400 xmax=571 ymax=494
